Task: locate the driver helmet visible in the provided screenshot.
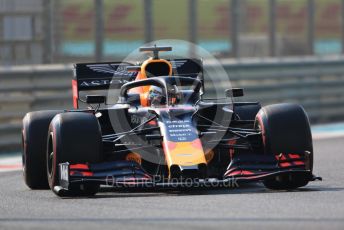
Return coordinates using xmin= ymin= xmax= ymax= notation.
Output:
xmin=148 ymin=86 xmax=165 ymax=106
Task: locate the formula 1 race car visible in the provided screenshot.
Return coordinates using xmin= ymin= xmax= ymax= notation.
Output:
xmin=22 ymin=46 xmax=321 ymax=196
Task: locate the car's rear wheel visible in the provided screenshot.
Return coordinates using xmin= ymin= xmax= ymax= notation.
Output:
xmin=47 ymin=112 xmax=102 ymax=196
xmin=22 ymin=110 xmax=63 ymax=189
xmin=255 ymin=103 xmax=313 ymax=190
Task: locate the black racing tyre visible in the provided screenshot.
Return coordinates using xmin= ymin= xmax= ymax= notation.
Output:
xmin=233 ymin=102 xmax=261 ymax=121
xmin=47 ymin=112 xmax=102 ymax=196
xmin=22 ymin=110 xmax=63 ymax=189
xmin=255 ymin=103 xmax=313 ymax=190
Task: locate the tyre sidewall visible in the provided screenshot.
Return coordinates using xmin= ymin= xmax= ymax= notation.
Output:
xmin=255 ymin=103 xmax=313 ymax=189
xmin=47 ymin=112 xmax=102 ymax=192
xmin=22 ymin=110 xmax=63 ymax=189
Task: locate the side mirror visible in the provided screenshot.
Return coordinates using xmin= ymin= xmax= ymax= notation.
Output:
xmin=86 ymin=95 xmax=106 ymax=104
xmin=225 ymin=88 xmax=244 ymax=98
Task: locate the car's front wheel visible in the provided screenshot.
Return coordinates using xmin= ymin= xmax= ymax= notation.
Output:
xmin=47 ymin=112 xmax=103 ymax=196
xmin=22 ymin=110 xmax=63 ymax=189
xmin=255 ymin=103 xmax=313 ymax=190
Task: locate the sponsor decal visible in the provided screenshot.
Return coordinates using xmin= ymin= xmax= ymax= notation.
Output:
xmin=87 ymin=63 xmax=137 ymax=77
xmin=164 ymin=119 xmax=197 ymax=142
xmin=60 ymin=164 xmax=69 ymax=182
xmin=79 ymin=79 xmax=129 ymax=87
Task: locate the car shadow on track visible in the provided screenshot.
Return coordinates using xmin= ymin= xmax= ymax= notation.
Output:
xmin=60 ymin=183 xmax=343 ymax=199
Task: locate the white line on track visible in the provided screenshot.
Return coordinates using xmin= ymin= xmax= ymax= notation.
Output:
xmin=312 ymin=132 xmax=344 ymax=140
xmin=0 ymin=155 xmax=21 ymax=172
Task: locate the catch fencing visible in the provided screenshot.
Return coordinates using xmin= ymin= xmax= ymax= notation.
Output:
xmin=1 ymin=56 xmax=344 ymax=152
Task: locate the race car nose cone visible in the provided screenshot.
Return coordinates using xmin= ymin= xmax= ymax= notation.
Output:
xmin=170 ymin=163 xmax=207 ymax=179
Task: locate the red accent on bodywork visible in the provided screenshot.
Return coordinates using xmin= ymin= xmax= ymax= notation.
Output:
xmin=228 ymin=139 xmax=236 ymax=158
xmin=70 ymin=164 xmax=89 ymax=170
xmin=288 ymin=153 xmax=300 ymax=159
xmin=148 ymin=120 xmax=157 ymax=126
xmin=279 ymin=162 xmax=292 ymax=167
xmin=276 ymin=154 xmax=287 ymax=161
xmin=80 ymin=171 xmax=93 ymax=176
xmin=226 ymin=170 xmax=254 ymax=177
xmin=255 ymin=113 xmax=266 ymax=147
xmin=227 ymin=171 xmax=242 ymax=176
xmin=72 ymin=79 xmax=79 ymax=109
xmin=242 ymin=170 xmax=254 ymax=175
xmin=276 ymin=153 xmax=306 ymax=168
xmin=280 ymin=154 xmax=287 ymax=160
xmin=143 ymin=174 xmax=152 ymax=179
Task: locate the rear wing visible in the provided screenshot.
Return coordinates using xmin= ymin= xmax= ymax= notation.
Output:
xmin=170 ymin=59 xmax=203 ymax=78
xmin=72 ymin=59 xmax=203 ymax=108
xmin=72 ymin=62 xmax=137 ymax=108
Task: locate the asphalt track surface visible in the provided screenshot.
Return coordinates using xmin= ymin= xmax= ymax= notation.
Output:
xmin=0 ymin=137 xmax=344 ymax=230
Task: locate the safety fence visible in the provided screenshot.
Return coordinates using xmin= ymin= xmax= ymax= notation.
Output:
xmin=1 ymin=56 xmax=344 ymax=152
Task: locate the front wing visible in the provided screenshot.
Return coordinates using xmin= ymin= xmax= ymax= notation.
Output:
xmin=55 ymin=156 xmax=321 ymax=196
